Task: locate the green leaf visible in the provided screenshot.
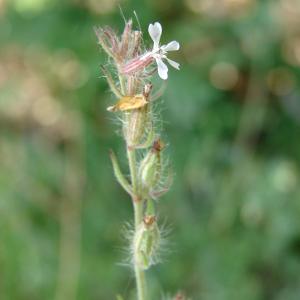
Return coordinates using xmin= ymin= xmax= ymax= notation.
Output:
xmin=110 ymin=150 xmax=132 ymax=196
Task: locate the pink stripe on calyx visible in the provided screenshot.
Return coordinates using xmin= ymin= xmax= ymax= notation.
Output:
xmin=122 ymin=54 xmax=154 ymax=75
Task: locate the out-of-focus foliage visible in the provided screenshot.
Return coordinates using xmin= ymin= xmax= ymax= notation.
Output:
xmin=1 ymin=0 xmax=300 ymax=299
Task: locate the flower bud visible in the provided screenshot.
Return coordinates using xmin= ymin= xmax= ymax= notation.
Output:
xmin=133 ymin=215 xmax=160 ymax=270
xmin=138 ymin=139 xmax=164 ymax=193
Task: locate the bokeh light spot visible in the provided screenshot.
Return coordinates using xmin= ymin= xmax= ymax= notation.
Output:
xmin=12 ymin=0 xmax=50 ymax=14
xmin=210 ymin=62 xmax=239 ymax=90
xmin=266 ymin=68 xmax=295 ymax=96
xmin=272 ymin=161 xmax=298 ymax=193
xmin=282 ymin=37 xmax=300 ymax=66
xmin=87 ymin=0 xmax=118 ymax=15
xmin=32 ymin=96 xmax=62 ymax=126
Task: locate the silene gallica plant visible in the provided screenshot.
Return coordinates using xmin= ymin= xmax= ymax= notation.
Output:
xmin=94 ymin=19 xmax=181 ymax=300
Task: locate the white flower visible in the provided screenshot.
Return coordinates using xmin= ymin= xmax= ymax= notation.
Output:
xmin=147 ymin=22 xmax=180 ymax=80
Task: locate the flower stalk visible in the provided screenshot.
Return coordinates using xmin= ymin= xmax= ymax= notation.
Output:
xmin=95 ymin=19 xmax=179 ymax=300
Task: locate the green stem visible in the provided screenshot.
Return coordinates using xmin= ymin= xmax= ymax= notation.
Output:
xmin=127 ymin=147 xmax=138 ymax=194
xmin=119 ymin=72 xmax=147 ymax=300
xmin=127 ymin=147 xmax=147 ymax=300
xmin=134 ymin=252 xmax=146 ymax=300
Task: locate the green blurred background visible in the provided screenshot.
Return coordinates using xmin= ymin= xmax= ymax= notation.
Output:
xmin=1 ymin=0 xmax=300 ymax=299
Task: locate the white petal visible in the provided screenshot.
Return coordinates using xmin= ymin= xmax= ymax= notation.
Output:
xmin=156 ymin=58 xmax=168 ymax=80
xmin=161 ymin=41 xmax=180 ymax=52
xmin=166 ymin=57 xmax=180 ymax=70
xmin=148 ymin=22 xmax=162 ymax=49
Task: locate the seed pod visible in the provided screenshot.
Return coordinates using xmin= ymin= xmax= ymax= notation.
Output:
xmin=133 ymin=215 xmax=160 ymax=270
xmin=122 ymin=84 xmax=153 ymax=147
xmin=138 ymin=139 xmax=164 ymax=193
xmin=123 ymin=106 xmax=148 ymax=147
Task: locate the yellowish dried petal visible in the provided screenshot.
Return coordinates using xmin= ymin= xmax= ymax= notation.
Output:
xmin=107 ymin=94 xmax=148 ymax=112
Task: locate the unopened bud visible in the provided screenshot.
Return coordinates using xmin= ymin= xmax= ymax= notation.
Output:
xmin=133 ymin=215 xmax=160 ymax=270
xmin=138 ymin=139 xmax=164 ymax=193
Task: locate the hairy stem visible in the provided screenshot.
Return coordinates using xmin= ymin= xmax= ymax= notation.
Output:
xmin=127 ymin=147 xmax=147 ymax=300
xmin=127 ymin=147 xmax=138 ymax=194
xmin=118 ymin=71 xmax=126 ymax=95
xmin=133 ymin=198 xmax=146 ymax=300
xmin=119 ymin=71 xmax=147 ymax=300
xmin=134 ymin=254 xmax=147 ymax=300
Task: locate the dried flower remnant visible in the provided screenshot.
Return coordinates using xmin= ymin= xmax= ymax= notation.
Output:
xmin=95 ymin=18 xmax=180 ymax=300
xmin=107 ymin=94 xmax=148 ymax=112
xmin=94 ymin=20 xmax=143 ymax=72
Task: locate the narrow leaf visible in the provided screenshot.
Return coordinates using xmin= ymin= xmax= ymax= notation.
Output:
xmin=110 ymin=150 xmax=132 ymax=195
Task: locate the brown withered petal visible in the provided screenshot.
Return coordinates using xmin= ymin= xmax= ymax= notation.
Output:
xmin=143 ymin=83 xmax=153 ymax=99
xmin=94 ymin=26 xmax=119 ymax=59
xmin=143 ymin=215 xmax=156 ymax=227
xmin=103 ymin=26 xmax=120 ymax=52
xmin=131 ymin=30 xmax=142 ymax=57
xmin=152 ymin=138 xmax=165 ymax=152
xmin=107 ymin=94 xmax=148 ymax=112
